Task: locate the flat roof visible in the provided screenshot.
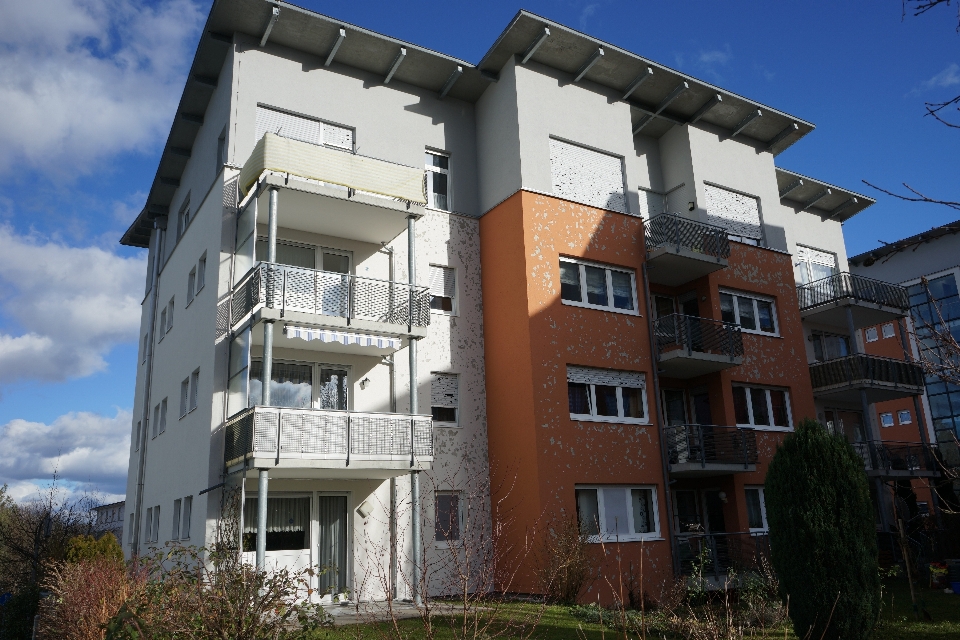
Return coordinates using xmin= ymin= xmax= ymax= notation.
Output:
xmin=774 ymin=168 xmax=875 ymax=222
xmin=849 ymin=217 xmax=960 ymax=266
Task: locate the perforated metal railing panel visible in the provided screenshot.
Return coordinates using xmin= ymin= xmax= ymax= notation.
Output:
xmin=645 ymin=213 xmax=731 ymax=259
xmin=279 ymin=410 xmax=348 ymax=455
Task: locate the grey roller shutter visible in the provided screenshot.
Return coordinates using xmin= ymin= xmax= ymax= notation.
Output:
xmin=431 ymin=373 xmax=459 ymax=408
xmin=567 ymin=365 xmax=645 ymax=388
xmin=549 ymin=139 xmax=627 ymax=214
xmin=703 ymin=184 xmax=762 ymax=241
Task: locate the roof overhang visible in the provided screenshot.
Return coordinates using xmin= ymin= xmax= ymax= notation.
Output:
xmin=849 ymin=218 xmax=960 ymax=266
xmin=775 ymin=168 xmax=875 ymax=222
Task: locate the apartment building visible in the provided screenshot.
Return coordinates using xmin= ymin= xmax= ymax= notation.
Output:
xmin=120 ymin=0 xmax=935 ymax=601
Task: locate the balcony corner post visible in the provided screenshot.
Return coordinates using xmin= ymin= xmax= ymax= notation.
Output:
xmin=410 ymin=469 xmax=422 ymax=606
xmin=256 ymin=468 xmax=269 ymax=569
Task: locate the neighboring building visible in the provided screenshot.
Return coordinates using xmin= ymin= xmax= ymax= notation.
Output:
xmin=119 ymin=1 xmax=934 ymax=601
xmin=93 ymin=501 xmax=125 ymax=541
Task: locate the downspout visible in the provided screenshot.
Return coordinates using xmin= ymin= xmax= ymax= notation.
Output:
xmin=132 ymin=219 xmax=166 ymax=558
xmin=380 ymin=241 xmax=398 ymax=599
xmin=407 ymin=214 xmax=422 ymax=606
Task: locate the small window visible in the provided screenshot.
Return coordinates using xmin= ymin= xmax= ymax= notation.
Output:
xmin=575 ymin=485 xmax=660 ymax=541
xmin=152 ymin=404 xmax=160 ymax=439
xmin=180 ymin=377 xmax=189 ymax=418
xmin=431 ymin=373 xmax=459 ymax=425
xmin=567 ymin=366 xmax=647 ymax=424
xmin=190 ymin=369 xmax=200 ymax=412
xmin=879 ymin=412 xmax=895 ymax=428
xmin=196 ymin=254 xmax=206 ymax=292
xmin=158 ymin=308 xmax=167 ymax=340
xmin=897 ymin=410 xmax=912 ymax=425
xmin=142 ymin=334 xmax=149 ymax=363
xmin=152 ymin=506 xmax=160 ymax=543
xmin=733 ymin=385 xmax=791 ymax=429
xmin=435 ymin=491 xmax=462 ymax=542
xmin=865 ymin=327 xmax=879 ymax=343
xmin=425 ymin=151 xmax=449 ymax=211
xmin=881 ymin=323 xmax=895 ymax=339
xmin=134 ymin=420 xmax=141 ymax=451
xmin=167 ymin=298 xmax=174 ymax=333
xmin=181 ymin=496 xmax=193 ymax=539
xmin=145 ymin=507 xmax=153 ymax=544
xmin=559 ymin=258 xmax=637 ymax=313
xmin=719 ymin=290 xmax=777 ymax=334
xmin=187 ymin=268 xmax=196 ymax=304
xmin=159 ymin=398 xmax=167 ymax=434
xmin=429 ymin=265 xmax=456 ymax=314
xmin=172 ymin=499 xmax=182 ymax=540
xmin=177 ymin=199 xmax=191 ymax=241
xmin=217 ymin=128 xmax=226 ymax=173
xmin=745 ymin=487 xmax=768 ymax=531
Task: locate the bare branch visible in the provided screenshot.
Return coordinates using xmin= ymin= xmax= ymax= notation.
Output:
xmin=862 ymin=180 xmax=960 ymax=211
xmin=903 ymin=0 xmax=960 ymax=30
xmin=925 ymin=93 xmax=960 ymax=128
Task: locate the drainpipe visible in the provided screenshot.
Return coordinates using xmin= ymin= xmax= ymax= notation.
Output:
xmin=406 ymin=213 xmax=423 ymax=606
xmin=642 ymin=262 xmax=679 ymax=577
xmin=132 ymin=219 xmax=165 ymax=559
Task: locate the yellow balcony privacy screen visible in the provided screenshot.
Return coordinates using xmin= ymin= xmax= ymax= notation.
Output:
xmin=238 ymin=133 xmax=427 ymax=205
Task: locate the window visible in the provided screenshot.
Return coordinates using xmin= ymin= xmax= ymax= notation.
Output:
xmin=898 ymin=410 xmax=912 ymax=425
xmin=217 ymin=127 xmax=226 ymax=172
xmin=704 ymin=183 xmax=761 ymax=245
xmin=744 ymin=487 xmax=768 ymax=531
xmin=435 ymin=491 xmax=461 ymax=542
xmin=429 ymin=265 xmax=456 ymax=313
xmin=148 ymin=505 xmax=160 ymax=543
xmin=811 ymin=331 xmax=850 ymax=362
xmin=187 ymin=267 xmax=196 ymax=304
xmin=719 ymin=290 xmax=777 ymax=334
xmin=189 ymin=369 xmax=200 ymax=412
xmin=172 ymin=499 xmax=182 ymax=540
xmin=181 ymin=496 xmax=192 ymax=539
xmin=255 ymin=106 xmax=354 ymax=151
xmin=177 ymin=198 xmax=191 ymax=241
xmin=249 ymin=360 xmax=317 ymax=409
xmin=567 ymin=366 xmax=647 ymax=424
xmin=196 ymin=254 xmax=206 ymax=292
xmin=882 ymin=323 xmax=896 ymax=339
xmin=796 ymin=246 xmax=837 ymax=285
xmin=575 ymin=486 xmax=660 ymax=541
xmin=167 ymin=298 xmax=174 ymax=332
xmin=431 ymin=373 xmax=459 ymax=425
xmin=152 ymin=404 xmax=160 ymax=439
xmin=879 ymin=412 xmax=895 ymax=428
xmin=548 ymin=138 xmax=627 ymax=214
xmin=865 ymin=327 xmax=879 ymax=343
xmin=134 ymin=420 xmax=141 ymax=451
xmin=243 ymin=496 xmax=310 ymax=552
xmin=142 ymin=334 xmax=148 ymax=363
xmin=733 ymin=386 xmax=791 ymax=430
xmin=158 ymin=307 xmax=167 ymax=340
xmin=559 ymin=259 xmax=637 ymax=313
xmin=227 ymin=330 xmax=251 ymax=417
xmin=425 ymin=151 xmax=449 ymax=211
xmin=180 ymin=377 xmax=189 ymax=418
xmin=145 ymin=507 xmax=153 ymax=544
xmin=159 ymin=398 xmax=167 ymax=434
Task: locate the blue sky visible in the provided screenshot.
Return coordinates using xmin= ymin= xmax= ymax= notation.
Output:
xmin=0 ymin=0 xmax=957 ymax=502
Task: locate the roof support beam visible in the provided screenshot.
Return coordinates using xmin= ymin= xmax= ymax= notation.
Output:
xmin=191 ymin=74 xmax=218 ymax=87
xmin=827 ymin=197 xmax=858 ymax=219
xmin=778 ymin=179 xmax=804 ymax=199
xmin=622 ymin=66 xmax=653 ymax=100
xmin=766 ymin=123 xmax=799 ymax=152
xmin=159 ymin=177 xmax=180 ymax=188
xmin=167 ymin=147 xmax=192 ymax=158
xmin=727 ymin=109 xmax=762 ymax=139
xmin=633 ymin=81 xmax=689 ymax=135
xmin=689 ymin=94 xmax=722 ymax=124
xmin=574 ymin=48 xmax=604 ymax=82
xmin=521 ymin=27 xmax=550 ymax=64
xmin=384 ymin=47 xmax=406 ymax=84
xmin=259 ymin=6 xmax=280 ymax=47
xmin=324 ymin=28 xmax=346 ymax=67
xmin=801 ymin=188 xmax=832 ymax=212
xmin=208 ymin=31 xmax=232 ymax=44
xmin=438 ymin=65 xmax=464 ymax=99
xmin=180 ymin=112 xmax=204 ymax=125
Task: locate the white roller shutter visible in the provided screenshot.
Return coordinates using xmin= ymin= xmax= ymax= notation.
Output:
xmin=796 ymin=245 xmax=836 ymax=268
xmin=429 ymin=265 xmax=456 ymax=298
xmin=567 ymin=366 xmax=645 ymax=388
xmin=703 ymin=184 xmax=762 ymax=241
xmin=549 ymin=139 xmax=627 ymax=214
xmin=323 ymin=123 xmax=354 ymax=150
xmin=431 ymin=373 xmax=459 ymax=408
xmin=256 ymin=106 xmax=320 ymax=145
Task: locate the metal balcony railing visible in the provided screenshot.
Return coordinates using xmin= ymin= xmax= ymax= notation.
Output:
xmin=809 ymin=354 xmax=924 ymax=391
xmin=851 ymin=440 xmax=939 ymax=475
xmin=231 ymin=262 xmax=431 ymax=329
xmin=796 ymin=272 xmax=909 ymax=312
xmin=676 ymin=532 xmax=771 ymax=580
xmin=654 ymin=314 xmax=744 ymax=359
xmin=665 ymin=424 xmax=758 ymax=469
xmin=224 ymin=406 xmax=434 ymax=467
xmin=645 ymin=213 xmax=731 ymax=260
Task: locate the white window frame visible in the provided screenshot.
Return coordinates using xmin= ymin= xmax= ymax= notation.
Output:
xmin=196 ymin=254 xmax=206 ymax=293
xmin=181 ymin=496 xmax=193 ymax=539
xmin=719 ymin=289 xmax=779 ymax=336
xmin=429 ymin=264 xmax=457 ymax=316
xmin=881 ymin=323 xmax=895 ymax=339
xmin=189 ymin=369 xmax=200 ymax=412
xmin=187 ymin=267 xmax=196 ymax=305
xmin=430 ymin=372 xmax=459 ymax=427
xmin=744 ymin=486 xmax=768 ymax=532
xmin=879 ymin=412 xmax=895 ymax=428
xmin=865 ymin=327 xmax=879 ymax=343
xmin=158 ymin=307 xmax=167 ymax=342
xmin=158 ymin=398 xmax=167 ymax=435
xmin=733 ymin=385 xmax=793 ymax=431
xmin=434 ymin=490 xmax=463 ymax=548
xmin=575 ymin=485 xmax=662 ymax=542
xmin=166 ymin=298 xmax=174 ymax=334
xmin=559 ymin=258 xmax=639 ymax=316
xmin=568 ymin=368 xmax=649 ymax=425
xmin=425 ymin=150 xmax=451 ymax=212
xmin=172 ymin=499 xmax=182 ymax=540
xmin=897 ymin=409 xmax=912 ymax=425
xmin=180 ymin=377 xmax=189 ymax=418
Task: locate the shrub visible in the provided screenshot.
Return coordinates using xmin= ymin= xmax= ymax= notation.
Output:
xmin=65 ymin=534 xmax=123 ymax=564
xmin=765 ymin=418 xmax=880 ymax=640
xmin=535 ymin=515 xmax=592 ymax=604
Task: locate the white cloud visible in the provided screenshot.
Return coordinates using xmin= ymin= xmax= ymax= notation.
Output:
xmin=921 ymin=63 xmax=960 ymax=90
xmin=0 ymin=408 xmax=131 ymax=501
xmin=698 ymin=46 xmax=732 ymax=66
xmin=0 ymin=0 xmax=205 ymax=176
xmin=579 ymin=3 xmax=599 ymax=29
xmin=0 ymin=226 xmax=145 ymax=384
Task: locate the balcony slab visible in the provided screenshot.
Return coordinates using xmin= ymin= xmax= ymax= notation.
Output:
xmin=228 ymin=458 xmax=431 ymax=480
xmin=647 ymin=246 xmax=727 ymax=287
xmin=669 ymin=462 xmax=756 ymax=477
xmin=800 ymin=299 xmax=907 ymax=331
xmin=658 ymin=350 xmax=743 ymax=379
xmin=811 ymin=380 xmax=925 ymax=405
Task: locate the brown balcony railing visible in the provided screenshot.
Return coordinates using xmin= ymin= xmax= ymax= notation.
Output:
xmin=232 ymin=262 xmax=431 ymax=329
xmin=797 ymin=272 xmax=908 ymax=312
xmin=654 ymin=314 xmax=744 ymax=359
xmin=665 ymin=424 xmax=758 ymax=469
xmin=809 ymin=354 xmax=924 ymax=391
xmin=676 ymin=532 xmax=771 ymax=579
xmin=851 ymin=440 xmax=939 ymax=475
xmin=645 ymin=213 xmax=731 ymax=260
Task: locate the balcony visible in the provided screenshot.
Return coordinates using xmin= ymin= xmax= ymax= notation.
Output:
xmin=676 ymin=533 xmax=770 ymax=583
xmin=232 ymin=262 xmax=430 ymax=346
xmin=852 ymin=440 xmax=940 ymax=478
xmin=237 ymin=133 xmax=426 ymax=245
xmin=809 ymin=354 xmax=924 ymax=404
xmin=654 ymin=314 xmax=743 ymax=379
xmin=797 ymin=273 xmax=909 ymax=330
xmin=224 ymin=406 xmax=433 ymax=478
xmin=664 ymin=425 xmax=758 ymax=476
xmin=645 ymin=214 xmax=731 ymax=286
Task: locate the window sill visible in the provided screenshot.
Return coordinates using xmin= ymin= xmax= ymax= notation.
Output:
xmin=423 ymin=205 xmax=451 ymax=214
xmin=571 ymin=415 xmax=650 ymax=426
xmin=433 ymin=421 xmax=460 ymax=428
xmin=185 ymin=298 xmax=195 ymax=309
xmin=561 ymin=299 xmax=640 ymax=316
xmin=430 ymin=309 xmax=458 ymax=317
xmin=738 ymin=425 xmax=793 ymax=433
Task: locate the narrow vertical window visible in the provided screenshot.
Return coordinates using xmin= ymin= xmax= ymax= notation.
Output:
xmin=152 ymin=506 xmax=160 ymax=543
xmin=429 ymin=265 xmax=456 ymax=313
xmin=145 ymin=507 xmax=153 ymax=544
xmin=431 ymin=373 xmax=459 ymax=425
xmin=187 ymin=267 xmax=196 ymax=303
xmin=158 ymin=308 xmax=167 ymax=340
xmin=425 ymin=151 xmax=450 ymax=211
xmin=217 ymin=128 xmax=226 ymax=173
xmin=180 ymin=378 xmax=189 ymax=417
xmin=745 ymin=487 xmax=767 ymax=531
xmin=181 ymin=496 xmax=193 ymax=539
xmin=190 ymin=369 xmax=200 ymax=411
xmin=134 ymin=420 xmax=141 ymax=451
xmin=167 ymin=298 xmax=174 ymax=333
xmin=576 ymin=489 xmax=600 ymax=536
xmin=142 ymin=334 xmax=148 ymax=362
xmin=172 ymin=499 xmax=182 ymax=540
xmin=196 ymin=254 xmax=206 ymax=292
xmin=159 ymin=398 xmax=168 ymax=434
xmin=435 ymin=492 xmax=461 ymax=542
xmin=152 ymin=404 xmax=160 ymax=439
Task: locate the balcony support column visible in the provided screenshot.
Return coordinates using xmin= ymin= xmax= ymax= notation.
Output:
xmin=256 ymin=469 xmax=269 ymax=569
xmin=262 ymin=187 xmax=279 ymax=406
xmin=406 ymin=213 xmax=423 ymax=606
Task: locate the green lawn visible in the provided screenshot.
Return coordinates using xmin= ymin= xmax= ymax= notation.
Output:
xmin=308 ymin=580 xmax=960 ymax=640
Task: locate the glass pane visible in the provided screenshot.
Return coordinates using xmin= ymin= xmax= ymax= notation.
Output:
xmin=235 ymin=235 xmax=255 ymax=285
xmin=928 ymin=274 xmax=958 ymax=300
xmin=745 ymin=489 xmax=764 ymax=529
xmin=584 ymin=266 xmax=608 ymax=306
xmin=719 ymin=293 xmax=736 ymax=324
xmin=431 ymin=295 xmax=453 ymax=311
xmin=432 ymin=406 xmax=457 ymax=422
xmin=322 ymin=252 xmax=350 ymax=274
xmin=256 ymin=242 xmax=315 ymax=269
xmin=250 ymin=361 xmax=312 ymax=409
xmin=603 ymin=488 xmax=629 ymax=535
xmin=622 ymin=387 xmax=644 ymax=419
xmin=318 ymin=368 xmax=348 ymax=410
xmin=674 ymin=490 xmax=701 ymax=533
xmin=654 ymin=296 xmax=675 ymax=319
xmin=595 ymin=385 xmax=619 ymax=416
xmin=242 ymin=497 xmax=310 ymax=551
xmin=611 ymin=271 xmax=634 ymax=310
xmin=737 ymin=297 xmax=757 ymax=330
xmin=430 ymin=172 xmax=448 ymax=210
xmin=663 ymin=389 xmax=686 ymax=425
xmin=733 ymin=386 xmax=750 ymax=425
xmin=229 ymin=329 xmax=251 ymax=378
xmin=435 ymin=494 xmax=460 ymax=541
xmin=756 ymin=300 xmax=775 ymax=332
xmin=559 ymin=263 xmax=582 ymax=302
xmin=426 ymin=152 xmax=449 ymax=170
xmin=576 ymin=489 xmax=600 ymax=536
xmin=770 ymin=390 xmax=789 ymax=427
xmin=568 ymin=382 xmax=591 ymax=415
xmin=631 ymin=489 xmax=653 ymax=534
xmin=751 ymin=388 xmax=770 ymax=426
xmin=809 ymin=263 xmax=834 ymax=282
